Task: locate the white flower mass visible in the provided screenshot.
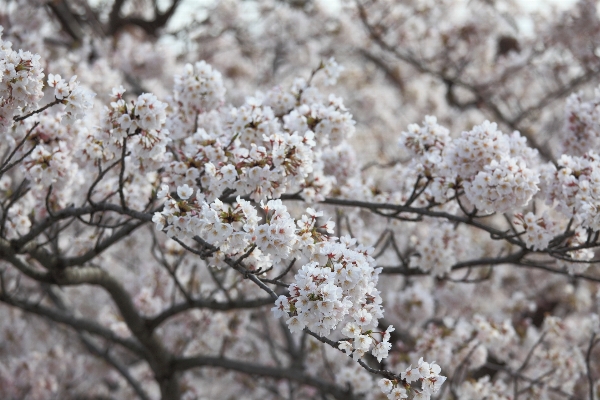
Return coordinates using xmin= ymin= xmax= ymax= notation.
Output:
xmin=1 ymin=1 xmax=600 ymax=399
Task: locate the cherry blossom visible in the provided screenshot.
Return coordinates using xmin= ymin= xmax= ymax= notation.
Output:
xmin=1 ymin=1 xmax=600 ymax=400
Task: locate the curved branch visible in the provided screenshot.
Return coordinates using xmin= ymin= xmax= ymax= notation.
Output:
xmin=13 ymin=202 xmax=154 ymax=251
xmin=318 ymin=197 xmax=520 ymax=245
xmin=585 ymin=333 xmax=598 ymax=400
xmin=0 ymin=238 xmax=53 ymax=282
xmin=79 ymin=334 xmax=151 ymax=400
xmin=62 ymin=219 xmax=146 ymax=267
xmin=0 ymin=292 xmax=145 ymax=357
xmin=173 ymin=236 xmax=279 ymax=300
xmin=108 ymin=0 xmax=182 ymax=36
xmin=51 ymin=264 xmax=177 ymax=393
xmin=173 ymin=355 xmax=357 ymax=400
xmin=146 ymin=296 xmax=274 ymax=331
xmin=13 ymin=99 xmax=62 ymax=122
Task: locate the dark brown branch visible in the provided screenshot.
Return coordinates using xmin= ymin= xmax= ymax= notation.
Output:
xmin=0 ymin=291 xmax=145 ymax=357
xmin=146 ymin=296 xmax=274 ymax=331
xmin=176 ymin=236 xmax=279 ymax=300
xmin=45 ymin=0 xmax=84 ymax=42
xmin=586 ymin=332 xmax=598 ymax=400
xmin=107 ymin=0 xmax=182 ymax=36
xmin=0 ymin=238 xmax=54 ymax=282
xmin=13 ymin=99 xmax=62 ymax=122
xmin=52 ymin=264 xmax=180 ymax=399
xmin=360 ymin=49 xmax=405 ymax=94
xmin=62 ymin=219 xmax=146 ymax=267
xmin=0 ymin=122 xmax=40 ymax=176
xmin=173 ymin=355 xmax=356 ymax=400
xmin=12 ymin=202 xmax=154 ymax=251
xmin=79 ymin=334 xmax=151 ymax=400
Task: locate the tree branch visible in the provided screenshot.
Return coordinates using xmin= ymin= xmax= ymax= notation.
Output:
xmin=173 ymin=355 xmax=357 ymax=400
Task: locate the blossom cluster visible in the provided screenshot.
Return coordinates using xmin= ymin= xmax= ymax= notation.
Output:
xmin=273 ymin=234 xmax=384 ymax=339
xmin=89 ymin=86 xmax=170 ymax=170
xmin=47 ymin=73 xmax=95 ymax=125
xmin=0 ymin=26 xmax=44 ymax=131
xmin=464 ymin=157 xmax=539 ymax=213
xmin=322 ymin=57 xmax=345 ymax=86
xmin=409 ymin=220 xmax=462 ymax=276
xmin=23 ymin=143 xmax=70 ymax=187
xmin=513 ymin=211 xmax=558 ymax=251
xmin=162 ymin=65 xmax=354 ymax=203
xmin=399 ymin=117 xmax=540 ymax=212
xmin=335 ymin=363 xmax=375 ymax=394
xmin=155 ymin=185 xmax=299 ymax=262
xmin=168 ymin=60 xmax=226 ymax=136
xmin=562 ymin=87 xmax=600 ymax=156
xmin=457 ymin=375 xmax=511 ymax=400
xmin=155 ymin=185 xmax=317 ymax=269
xmin=448 ymin=121 xmax=539 ymax=212
xmin=283 ymin=94 xmax=356 ymax=148
xmin=275 ymin=238 xmax=381 ymax=333
xmin=378 ymin=358 xmax=446 ymax=400
xmin=400 ymin=116 xmax=452 ymax=170
xmin=543 ymin=151 xmax=600 ymax=230
xmin=398 ymin=116 xmax=456 ymax=203
xmin=338 ymin=323 xmax=395 ymax=363
xmin=154 ymin=182 xmax=396 ymax=364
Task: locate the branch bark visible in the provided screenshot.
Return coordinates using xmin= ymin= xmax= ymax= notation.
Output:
xmin=173 ymin=355 xmax=357 ymax=400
